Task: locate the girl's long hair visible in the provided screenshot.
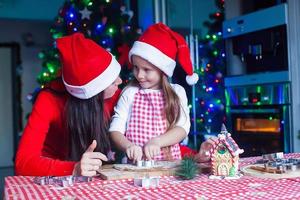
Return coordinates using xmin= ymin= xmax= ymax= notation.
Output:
xmin=161 ymin=75 xmax=181 ymax=129
xmin=65 ymin=92 xmax=111 ymax=161
xmin=128 ymin=74 xmax=181 ymax=130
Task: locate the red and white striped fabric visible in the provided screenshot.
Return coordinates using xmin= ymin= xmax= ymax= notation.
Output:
xmin=126 ymin=90 xmax=181 ymax=160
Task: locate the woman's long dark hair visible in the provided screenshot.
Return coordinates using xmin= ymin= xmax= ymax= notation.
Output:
xmin=65 ymin=92 xmax=111 ymax=161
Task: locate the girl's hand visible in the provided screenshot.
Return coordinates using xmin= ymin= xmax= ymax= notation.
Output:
xmin=144 ymin=139 xmax=161 ymax=160
xmin=126 ymin=144 xmax=143 ymax=161
xmin=73 ymin=140 xmax=108 ymax=176
xmin=195 ymin=137 xmax=217 ymax=162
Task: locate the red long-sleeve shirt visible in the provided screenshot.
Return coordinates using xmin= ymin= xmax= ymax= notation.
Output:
xmin=15 ymin=80 xmax=120 ymax=176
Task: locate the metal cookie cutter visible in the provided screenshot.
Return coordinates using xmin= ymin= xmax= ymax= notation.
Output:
xmin=136 ymin=160 xmax=155 ymax=167
xmin=133 ymin=176 xmax=160 ymax=188
xmin=33 ymin=176 xmax=92 ymax=187
xmin=262 ymin=152 xmax=284 ymax=161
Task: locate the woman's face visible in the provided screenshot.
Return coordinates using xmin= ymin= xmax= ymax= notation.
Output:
xmin=103 ymin=76 xmax=122 ymax=99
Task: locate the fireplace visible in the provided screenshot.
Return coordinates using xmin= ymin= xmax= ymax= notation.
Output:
xmin=225 ymin=83 xmax=291 ymax=157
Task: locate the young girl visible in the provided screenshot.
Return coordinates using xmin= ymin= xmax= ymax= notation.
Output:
xmin=109 ymin=23 xmax=199 ymax=161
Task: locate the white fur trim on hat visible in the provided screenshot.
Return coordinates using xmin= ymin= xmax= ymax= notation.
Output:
xmin=129 ymin=41 xmax=176 ymax=77
xmin=63 ymin=56 xmax=121 ymax=99
xmin=186 ymin=73 xmax=199 ymax=85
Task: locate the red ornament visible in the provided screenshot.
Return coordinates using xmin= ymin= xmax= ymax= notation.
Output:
xmin=117 ymin=43 xmax=131 ymax=68
xmin=102 ymin=16 xmax=108 ymax=25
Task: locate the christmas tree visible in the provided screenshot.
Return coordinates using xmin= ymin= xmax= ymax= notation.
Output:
xmin=192 ymin=0 xmax=226 ymax=140
xmin=29 ymin=0 xmax=140 ymax=101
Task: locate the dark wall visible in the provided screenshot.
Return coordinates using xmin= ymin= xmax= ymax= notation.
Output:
xmin=0 ymin=19 xmax=52 ymax=127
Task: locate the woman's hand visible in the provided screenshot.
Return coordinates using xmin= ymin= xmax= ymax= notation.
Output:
xmin=144 ymin=139 xmax=161 ymax=160
xmin=126 ymin=144 xmax=143 ymax=162
xmin=195 ymin=137 xmax=217 ymax=163
xmin=73 ymin=140 xmax=108 ymax=176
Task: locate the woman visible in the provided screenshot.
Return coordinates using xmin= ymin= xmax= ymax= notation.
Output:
xmin=15 ymin=33 xmax=122 ymax=176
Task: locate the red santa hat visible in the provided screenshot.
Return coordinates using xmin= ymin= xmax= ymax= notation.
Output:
xmin=128 ymin=23 xmax=198 ymax=85
xmin=56 ymin=33 xmax=121 ymax=99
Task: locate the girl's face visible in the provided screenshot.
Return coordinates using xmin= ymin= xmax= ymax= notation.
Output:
xmin=132 ymin=55 xmax=162 ymax=90
xmin=103 ymin=76 xmax=122 ymax=99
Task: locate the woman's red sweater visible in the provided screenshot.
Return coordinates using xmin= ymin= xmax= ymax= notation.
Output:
xmin=15 ymin=81 xmax=120 ymax=176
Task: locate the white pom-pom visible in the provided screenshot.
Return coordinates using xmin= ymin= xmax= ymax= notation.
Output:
xmin=186 ymin=73 xmax=199 ymax=85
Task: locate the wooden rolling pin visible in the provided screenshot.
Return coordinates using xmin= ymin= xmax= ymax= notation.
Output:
xmin=249 ymin=165 xmax=284 ymax=174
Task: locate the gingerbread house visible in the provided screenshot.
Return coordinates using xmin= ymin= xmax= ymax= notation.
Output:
xmin=210 ymin=124 xmax=244 ymax=177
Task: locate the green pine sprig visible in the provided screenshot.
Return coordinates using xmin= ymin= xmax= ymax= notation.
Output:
xmin=175 ymin=155 xmax=200 ymax=180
